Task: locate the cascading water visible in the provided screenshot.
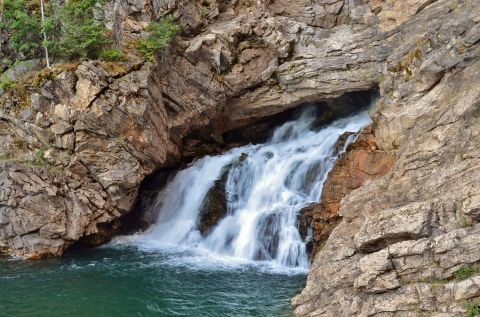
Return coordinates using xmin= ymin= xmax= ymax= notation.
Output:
xmin=126 ymin=107 xmax=372 ymax=271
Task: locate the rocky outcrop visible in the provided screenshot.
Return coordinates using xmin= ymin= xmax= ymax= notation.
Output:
xmin=0 ymin=57 xmax=172 ymax=257
xmin=1 ymin=6 xmax=480 ymax=317
xmin=0 ymin=0 xmax=396 ymax=257
xmin=197 ymin=152 xmax=249 ymax=235
xmin=293 ymin=0 xmax=480 ymax=316
xmin=1 ymin=0 xmax=480 ymax=314
xmin=299 ymin=125 xmax=395 ymax=257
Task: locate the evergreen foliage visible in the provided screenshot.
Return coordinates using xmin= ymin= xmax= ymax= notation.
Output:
xmin=0 ymin=0 xmax=43 ymax=59
xmin=99 ymin=48 xmax=125 ymax=61
xmin=1 ymin=0 xmax=109 ymax=60
xmin=51 ymin=0 xmax=110 ymax=60
xmin=1 ymin=0 xmax=179 ymax=63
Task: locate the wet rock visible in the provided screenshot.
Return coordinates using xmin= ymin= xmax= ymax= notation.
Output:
xmin=197 ymin=165 xmax=229 ymax=236
xmin=298 ymin=125 xmax=395 ymax=257
xmin=255 ymin=213 xmax=281 ymax=260
xmin=198 ymin=153 xmax=249 ymax=236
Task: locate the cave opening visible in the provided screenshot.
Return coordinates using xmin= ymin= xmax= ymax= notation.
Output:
xmin=74 ymin=89 xmax=378 ymax=251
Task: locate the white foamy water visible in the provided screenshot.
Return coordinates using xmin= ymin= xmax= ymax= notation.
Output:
xmin=120 ymin=107 xmax=372 ymax=272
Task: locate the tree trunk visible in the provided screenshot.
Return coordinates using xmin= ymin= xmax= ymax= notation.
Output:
xmin=40 ymin=0 xmax=51 ymax=68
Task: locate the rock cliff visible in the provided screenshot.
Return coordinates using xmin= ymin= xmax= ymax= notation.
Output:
xmin=293 ymin=0 xmax=480 ymax=316
xmin=1 ymin=0 xmax=480 ymax=315
xmin=0 ymin=0 xmax=391 ymax=258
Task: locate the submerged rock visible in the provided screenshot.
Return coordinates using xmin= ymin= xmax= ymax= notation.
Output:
xmin=255 ymin=212 xmax=281 ymax=261
xmin=197 ymin=153 xmax=249 ymax=236
xmin=197 ymin=165 xmax=229 ymax=236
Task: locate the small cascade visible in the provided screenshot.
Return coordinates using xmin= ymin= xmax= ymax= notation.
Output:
xmin=133 ymin=108 xmax=372 ymax=270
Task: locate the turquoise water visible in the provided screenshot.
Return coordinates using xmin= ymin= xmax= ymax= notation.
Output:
xmin=0 ymin=245 xmax=306 ymax=317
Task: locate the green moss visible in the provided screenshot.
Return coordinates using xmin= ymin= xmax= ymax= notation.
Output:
xmin=459 ymin=216 xmax=474 ymax=228
xmin=24 ymin=158 xmax=47 ymax=167
xmin=116 ymin=135 xmax=127 ymax=146
xmin=390 ymin=44 xmax=423 ymax=74
xmin=430 ymin=279 xmax=448 ymax=288
xmin=0 ymin=153 xmax=12 ymax=161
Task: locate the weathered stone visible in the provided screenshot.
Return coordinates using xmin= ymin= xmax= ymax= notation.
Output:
xmin=0 ymin=4 xmax=480 ymax=317
xmin=293 ymin=1 xmax=480 ymax=315
xmin=198 ymin=153 xmax=249 ymax=236
xmin=354 ymin=202 xmax=433 ymax=252
xmin=299 ymin=125 xmax=395 ymax=256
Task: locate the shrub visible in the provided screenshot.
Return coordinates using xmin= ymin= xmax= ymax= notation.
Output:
xmin=137 ymin=16 xmax=180 ymax=61
xmin=99 ymin=48 xmax=125 ymax=61
xmin=0 ymin=0 xmax=43 ymax=59
xmin=52 ymin=0 xmax=110 ymax=60
xmin=1 ymin=0 xmax=111 ymax=61
xmin=0 ymin=74 xmax=16 ymax=91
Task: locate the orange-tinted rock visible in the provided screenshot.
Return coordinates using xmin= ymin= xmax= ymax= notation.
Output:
xmin=299 ymin=124 xmax=395 ymax=257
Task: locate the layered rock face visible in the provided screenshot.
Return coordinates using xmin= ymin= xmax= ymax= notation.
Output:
xmin=1 ymin=2 xmax=480 ymax=315
xmin=299 ymin=125 xmax=395 ymax=257
xmin=293 ymin=0 xmax=480 ymax=316
xmin=0 ymin=0 xmax=393 ymax=257
xmin=0 ymin=59 xmax=169 ymax=257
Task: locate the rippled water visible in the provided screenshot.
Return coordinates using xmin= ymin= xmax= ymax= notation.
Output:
xmin=0 ymin=246 xmax=306 ymax=317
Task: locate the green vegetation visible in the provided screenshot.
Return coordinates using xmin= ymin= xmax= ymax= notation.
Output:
xmin=1 ymin=0 xmax=110 ymax=61
xmin=429 ymin=278 xmax=448 ymax=288
xmin=51 ymin=0 xmax=110 ymax=60
xmin=464 ymin=300 xmax=480 ymax=317
xmin=428 ymin=264 xmax=480 ymax=287
xmin=0 ymin=74 xmax=16 ymax=90
xmin=0 ymin=153 xmax=11 ymax=161
xmin=459 ymin=216 xmax=475 ymax=228
xmin=454 ymin=265 xmax=480 ymax=280
xmin=0 ymin=0 xmax=43 ymax=59
xmin=23 ymin=147 xmax=48 ymax=166
xmin=137 ymin=16 xmax=180 ymax=61
xmin=35 ymin=148 xmax=46 ymax=160
xmin=2 ymin=0 xmax=179 ymax=64
xmin=99 ymin=49 xmax=125 ymax=62
xmin=116 ymin=135 xmax=127 ymax=146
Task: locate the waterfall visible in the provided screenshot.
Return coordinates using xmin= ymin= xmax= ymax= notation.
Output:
xmin=127 ymin=108 xmax=372 ymax=271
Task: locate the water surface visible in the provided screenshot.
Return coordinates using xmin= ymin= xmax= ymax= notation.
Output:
xmin=0 ymin=246 xmax=306 ymax=317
